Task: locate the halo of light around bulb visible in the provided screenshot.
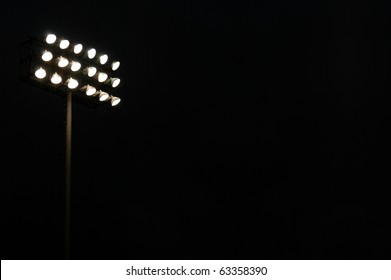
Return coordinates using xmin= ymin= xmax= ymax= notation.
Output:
xmin=87 ymin=67 xmax=97 ymax=77
xmin=67 ymin=78 xmax=78 ymax=89
xmin=111 ymin=97 xmax=121 ymax=106
xmin=74 ymin=44 xmax=83 ymax=54
xmin=99 ymin=91 xmax=109 ymax=101
xmin=71 ymin=61 xmax=81 ymax=72
xmin=59 ymin=39 xmax=70 ymax=49
xmin=87 ymin=48 xmax=96 ymax=59
xmin=112 ymin=61 xmax=120 ymax=71
xmin=86 ymin=86 xmax=96 ymax=96
xmin=35 ymin=68 xmax=46 ymax=79
xmin=111 ymin=78 xmax=120 ymax=88
xmin=42 ymin=51 xmax=53 ymax=62
xmin=58 ymin=57 xmax=69 ymax=68
xmin=51 ymin=73 xmax=62 ymax=84
xmin=98 ymin=72 xmax=108 ymax=82
xmin=46 ymin=34 xmax=56 ymax=44
xmin=99 ymin=54 xmax=108 ymax=64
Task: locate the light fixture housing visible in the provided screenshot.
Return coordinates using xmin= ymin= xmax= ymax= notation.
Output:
xmin=20 ymin=34 xmax=122 ymax=108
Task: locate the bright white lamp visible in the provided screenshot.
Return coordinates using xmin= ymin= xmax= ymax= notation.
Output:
xmin=51 ymin=73 xmax=62 ymax=84
xmin=35 ymin=67 xmax=46 ymax=79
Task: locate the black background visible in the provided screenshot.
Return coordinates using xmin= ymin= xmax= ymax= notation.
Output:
xmin=1 ymin=0 xmax=391 ymax=259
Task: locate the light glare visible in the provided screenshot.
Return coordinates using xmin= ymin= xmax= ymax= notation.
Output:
xmin=35 ymin=67 xmax=46 ymax=79
xmin=51 ymin=73 xmax=62 ymax=84
xmin=46 ymin=34 xmax=56 ymax=44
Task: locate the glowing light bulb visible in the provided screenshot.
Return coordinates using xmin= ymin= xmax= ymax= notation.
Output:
xmin=112 ymin=61 xmax=120 ymax=71
xmin=85 ymin=85 xmax=96 ymax=96
xmin=87 ymin=48 xmax=96 ymax=59
xmin=46 ymin=34 xmax=56 ymax=44
xmin=111 ymin=78 xmax=120 ymax=88
xmin=99 ymin=91 xmax=109 ymax=101
xmin=98 ymin=72 xmax=108 ymax=82
xmin=74 ymin=44 xmax=83 ymax=54
xmin=59 ymin=39 xmax=70 ymax=49
xmin=87 ymin=67 xmax=97 ymax=77
xmin=34 ymin=67 xmax=46 ymax=79
xmin=99 ymin=54 xmax=108 ymax=64
xmin=71 ymin=61 xmax=81 ymax=72
xmin=58 ymin=57 xmax=69 ymax=68
xmin=51 ymin=73 xmax=62 ymax=84
xmin=42 ymin=50 xmax=53 ymax=62
xmin=111 ymin=96 xmax=121 ymax=106
xmin=67 ymin=78 xmax=78 ymax=89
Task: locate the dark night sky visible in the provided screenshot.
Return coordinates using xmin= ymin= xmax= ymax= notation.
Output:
xmin=1 ymin=0 xmax=391 ymax=259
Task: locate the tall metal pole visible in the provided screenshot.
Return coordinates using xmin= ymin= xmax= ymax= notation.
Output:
xmin=65 ymin=91 xmax=72 ymax=259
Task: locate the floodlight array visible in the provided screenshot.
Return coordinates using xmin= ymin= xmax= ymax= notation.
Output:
xmin=21 ymin=33 xmax=122 ymax=107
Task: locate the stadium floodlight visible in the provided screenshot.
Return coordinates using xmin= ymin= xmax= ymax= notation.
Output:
xmin=111 ymin=61 xmax=120 ymax=71
xmin=20 ymin=33 xmax=123 ymax=260
xmin=35 ymin=67 xmax=46 ymax=79
xmin=73 ymin=44 xmax=83 ymax=54
xmin=42 ymin=50 xmax=53 ymax=61
xmin=21 ymin=33 xmax=122 ymax=108
xmin=46 ymin=34 xmax=57 ymax=44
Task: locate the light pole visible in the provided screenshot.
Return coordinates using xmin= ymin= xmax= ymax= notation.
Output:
xmin=20 ymin=33 xmax=122 ymax=259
